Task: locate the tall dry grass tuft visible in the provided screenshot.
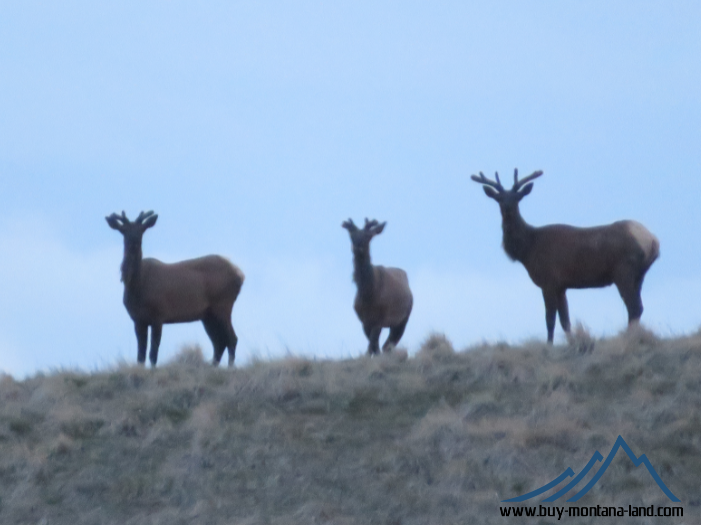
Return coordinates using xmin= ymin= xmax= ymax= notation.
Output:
xmin=170 ymin=344 xmax=206 ymax=366
xmin=417 ymin=332 xmax=455 ymax=359
xmin=0 ymin=334 xmax=698 ymax=524
xmin=566 ymin=322 xmax=596 ymax=354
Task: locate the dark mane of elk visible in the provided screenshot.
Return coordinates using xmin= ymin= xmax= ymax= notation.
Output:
xmin=342 ymin=218 xmax=413 ymax=355
xmin=116 ymin=210 xmax=150 ymax=285
xmin=471 ymin=169 xmax=659 ymax=343
xmin=106 ymin=210 xmax=244 ymax=366
xmin=349 ymin=218 xmax=380 ymax=298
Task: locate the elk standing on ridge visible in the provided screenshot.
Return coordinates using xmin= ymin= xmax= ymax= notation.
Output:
xmin=471 ymin=170 xmax=659 ymax=343
xmin=342 ymin=218 xmax=413 ymax=355
xmin=106 ymin=211 xmax=244 ymax=366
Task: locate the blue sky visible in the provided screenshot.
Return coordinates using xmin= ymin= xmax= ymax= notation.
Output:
xmin=1 ymin=1 xmax=700 ymax=377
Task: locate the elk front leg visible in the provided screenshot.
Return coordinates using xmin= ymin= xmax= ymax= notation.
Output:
xmin=364 ymin=325 xmax=382 ymax=355
xmin=135 ymin=322 xmax=148 ymax=365
xmin=149 ymin=323 xmax=163 ymax=366
xmin=557 ymin=289 xmax=571 ymax=334
xmin=542 ymin=289 xmax=558 ymax=344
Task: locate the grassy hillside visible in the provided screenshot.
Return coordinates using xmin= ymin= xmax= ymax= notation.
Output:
xmin=0 ymin=328 xmax=699 ymax=524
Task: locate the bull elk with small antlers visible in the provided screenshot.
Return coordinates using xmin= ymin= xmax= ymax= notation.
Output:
xmin=106 ymin=211 xmax=244 ymax=366
xmin=342 ymin=218 xmax=413 ymax=355
xmin=472 ymin=170 xmax=659 ymax=343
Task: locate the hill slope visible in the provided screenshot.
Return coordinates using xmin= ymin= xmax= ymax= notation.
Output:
xmin=0 ymin=328 xmax=698 ymax=524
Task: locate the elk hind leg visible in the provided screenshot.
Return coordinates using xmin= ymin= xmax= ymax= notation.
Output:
xmin=202 ymin=315 xmax=228 ymax=366
xmin=211 ymin=302 xmax=238 ymax=366
xmin=225 ymin=321 xmax=238 ymax=367
xmin=383 ymin=317 xmax=409 ymax=353
xmin=615 ymin=272 xmax=644 ymax=324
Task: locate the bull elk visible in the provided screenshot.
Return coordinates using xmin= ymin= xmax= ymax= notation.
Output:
xmin=471 ymin=170 xmax=659 ymax=343
xmin=106 ymin=211 xmax=244 ymax=366
xmin=342 ymin=218 xmax=413 ymax=355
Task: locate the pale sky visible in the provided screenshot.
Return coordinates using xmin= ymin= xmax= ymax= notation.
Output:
xmin=1 ymin=1 xmax=700 ymax=377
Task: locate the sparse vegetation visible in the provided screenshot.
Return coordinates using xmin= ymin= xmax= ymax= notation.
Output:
xmin=0 ymin=330 xmax=699 ymax=524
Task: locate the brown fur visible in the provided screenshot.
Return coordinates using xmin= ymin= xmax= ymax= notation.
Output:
xmin=342 ymin=218 xmax=413 ymax=355
xmin=472 ymin=170 xmax=659 ymax=343
xmin=106 ymin=211 xmax=244 ymax=366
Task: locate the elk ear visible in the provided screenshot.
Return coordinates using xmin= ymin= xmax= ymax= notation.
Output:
xmin=518 ymin=183 xmax=534 ymax=198
xmin=105 ymin=214 xmax=124 ymax=232
xmin=141 ymin=214 xmax=158 ymax=229
xmin=482 ymin=186 xmax=499 ymax=200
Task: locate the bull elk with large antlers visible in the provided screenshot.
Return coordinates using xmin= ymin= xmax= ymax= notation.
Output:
xmin=471 ymin=170 xmax=659 ymax=343
xmin=342 ymin=218 xmax=413 ymax=355
xmin=106 ymin=211 xmax=244 ymax=366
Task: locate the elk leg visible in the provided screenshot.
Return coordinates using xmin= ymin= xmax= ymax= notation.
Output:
xmin=135 ymin=322 xmax=148 ymax=365
xmin=557 ymin=290 xmax=571 ymax=334
xmin=225 ymin=322 xmax=238 ymax=367
xmin=542 ymin=289 xmax=558 ymax=344
xmin=615 ymin=274 xmax=644 ymax=323
xmin=383 ymin=317 xmax=409 ymax=353
xmin=149 ymin=323 xmax=162 ymax=366
xmin=366 ymin=325 xmax=382 ymax=355
xmin=202 ymin=316 xmax=227 ymax=366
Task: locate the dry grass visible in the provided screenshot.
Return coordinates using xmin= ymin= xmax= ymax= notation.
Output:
xmin=0 ymin=329 xmax=699 ymax=524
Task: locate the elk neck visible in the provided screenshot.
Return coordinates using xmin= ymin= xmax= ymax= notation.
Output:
xmin=120 ymin=237 xmax=144 ymax=293
xmin=352 ymin=247 xmax=376 ymax=300
xmin=500 ymin=204 xmax=535 ymax=262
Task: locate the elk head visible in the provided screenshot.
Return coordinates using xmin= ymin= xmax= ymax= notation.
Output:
xmin=105 ymin=211 xmax=158 ymax=284
xmin=342 ymin=218 xmax=387 ymax=259
xmin=471 ymin=169 xmax=543 ymax=220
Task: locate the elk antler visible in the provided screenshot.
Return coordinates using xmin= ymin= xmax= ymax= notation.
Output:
xmin=135 ymin=211 xmax=156 ymax=224
xmin=364 ymin=218 xmax=386 ymax=236
xmin=364 ymin=218 xmax=380 ymax=231
xmin=106 ymin=212 xmax=124 ymax=223
xmin=106 ymin=213 xmax=125 ymax=227
xmin=342 ymin=218 xmax=358 ymax=232
xmin=512 ymin=169 xmax=543 ymax=191
xmin=105 ymin=212 xmax=128 ymax=232
xmin=470 ymin=171 xmax=505 ymax=192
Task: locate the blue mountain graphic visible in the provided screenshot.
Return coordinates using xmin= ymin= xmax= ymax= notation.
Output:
xmin=502 ymin=468 xmax=575 ymax=503
xmin=543 ymin=451 xmax=603 ymax=502
xmin=502 ymin=435 xmax=679 ymax=503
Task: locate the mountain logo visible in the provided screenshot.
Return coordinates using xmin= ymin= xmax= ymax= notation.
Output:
xmin=502 ymin=435 xmax=679 ymax=503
